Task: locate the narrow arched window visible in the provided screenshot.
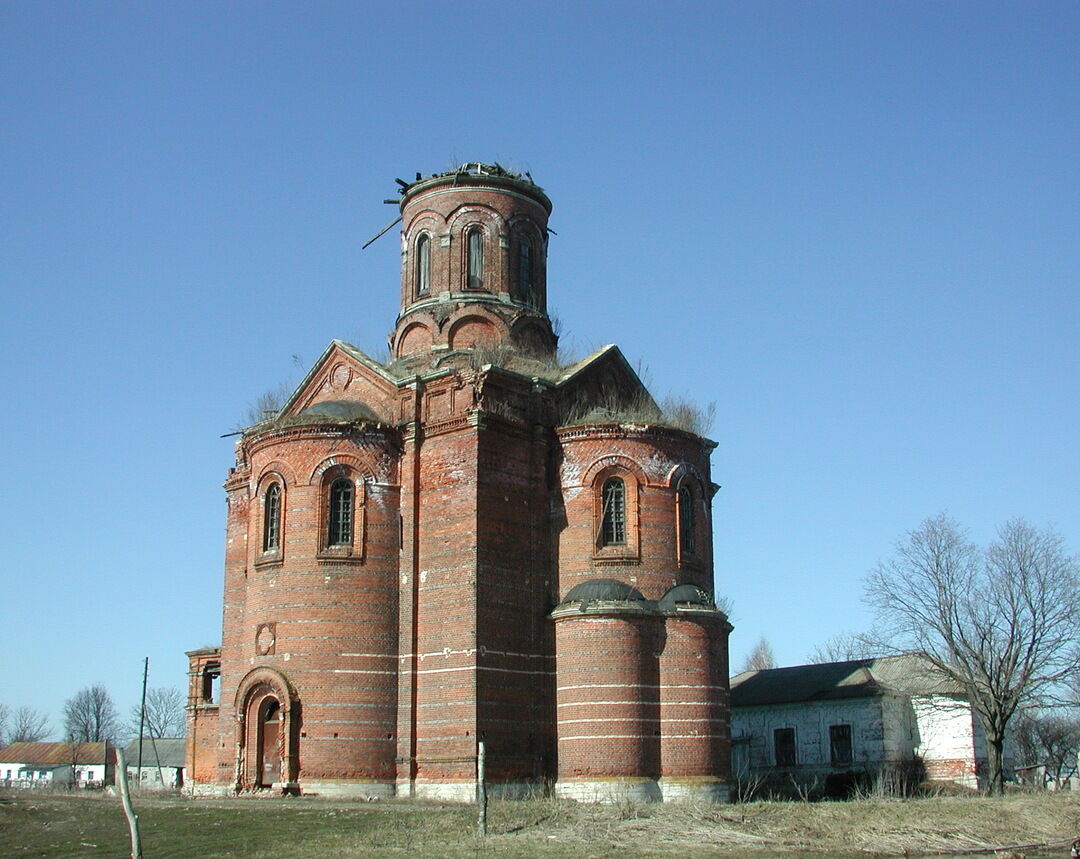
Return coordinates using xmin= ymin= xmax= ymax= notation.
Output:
xmin=416 ymin=234 xmax=430 ymax=296
xmin=327 ymin=478 xmax=354 ymax=546
xmin=262 ymin=483 xmax=281 ymax=552
xmin=601 ymin=478 xmax=626 ymax=546
xmin=517 ymin=240 xmax=532 ymax=304
xmin=678 ymin=485 xmax=695 ymax=556
xmin=467 ymin=227 xmax=484 ymax=289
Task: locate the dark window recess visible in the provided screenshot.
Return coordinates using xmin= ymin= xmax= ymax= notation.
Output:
xmin=201 ymin=665 xmax=221 ymax=704
xmin=678 ymin=485 xmax=695 ymax=556
xmin=416 ymin=234 xmax=430 ymax=295
xmin=774 ymin=727 xmax=796 ymax=767
xmin=328 ymin=479 xmax=354 ymax=546
xmin=601 ymin=477 xmax=626 ymax=546
xmin=467 ymin=228 xmax=484 ymax=289
xmin=263 ymin=483 xmax=281 ymax=552
xmin=829 ymin=724 xmax=853 ymax=765
xmin=518 ymin=240 xmax=532 ymax=303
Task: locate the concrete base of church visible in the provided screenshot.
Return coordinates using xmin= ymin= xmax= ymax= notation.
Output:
xmin=410 ymin=780 xmax=542 ymax=802
xmin=554 ymin=778 xmax=663 ymax=803
xmin=186 ymin=782 xmax=235 ymax=798
xmin=298 ymin=780 xmax=396 ymax=799
xmin=657 ymin=777 xmax=729 ymax=803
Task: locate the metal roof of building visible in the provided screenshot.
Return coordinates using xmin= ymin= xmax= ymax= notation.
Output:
xmin=122 ymin=737 xmax=186 ymax=768
xmin=0 ymin=741 xmax=113 ymax=766
xmin=730 ymin=654 xmax=964 ymax=708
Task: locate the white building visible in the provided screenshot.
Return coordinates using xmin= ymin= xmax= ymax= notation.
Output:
xmin=122 ymin=737 xmax=186 ymax=788
xmin=0 ymin=741 xmax=115 ymax=787
xmin=730 ymin=655 xmax=1007 ymax=795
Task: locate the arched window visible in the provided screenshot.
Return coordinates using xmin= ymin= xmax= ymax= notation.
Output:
xmin=678 ymin=485 xmax=695 ymax=556
xmin=416 ymin=233 xmax=430 ymax=296
xmin=262 ymin=483 xmax=281 ymax=552
xmin=601 ymin=477 xmax=626 ymax=546
xmin=517 ymin=240 xmax=532 ymax=304
xmin=467 ymin=227 xmax=484 ymax=289
xmin=327 ymin=478 xmax=354 ymax=546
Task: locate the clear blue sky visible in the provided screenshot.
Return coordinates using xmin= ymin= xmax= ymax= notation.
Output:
xmin=2 ymin=2 xmax=1077 ymax=737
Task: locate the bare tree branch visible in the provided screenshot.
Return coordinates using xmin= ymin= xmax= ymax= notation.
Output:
xmin=741 ymin=636 xmax=776 ymax=672
xmin=63 ymin=685 xmax=120 ymax=743
xmin=806 ymin=631 xmax=879 ymax=664
xmin=128 ymin=687 xmax=187 ymax=739
xmin=10 ymin=706 xmax=50 ymax=743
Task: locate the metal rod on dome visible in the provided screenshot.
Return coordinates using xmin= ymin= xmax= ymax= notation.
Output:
xmin=361 ymin=215 xmax=403 ymax=250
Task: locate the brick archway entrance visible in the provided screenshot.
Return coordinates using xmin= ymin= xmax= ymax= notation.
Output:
xmin=234 ymin=667 xmax=299 ymax=792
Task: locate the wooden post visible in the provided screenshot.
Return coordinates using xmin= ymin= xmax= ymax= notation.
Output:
xmin=476 ymin=740 xmax=487 ymax=838
xmin=115 ymin=747 xmax=142 ymax=858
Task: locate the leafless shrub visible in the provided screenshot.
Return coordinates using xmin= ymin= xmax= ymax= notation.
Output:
xmin=560 ymin=388 xmax=663 ymax=427
xmin=660 ymin=396 xmax=716 ymax=436
xmin=237 ymin=381 xmax=293 ymax=430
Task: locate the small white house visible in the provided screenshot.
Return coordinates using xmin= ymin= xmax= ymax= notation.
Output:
xmin=122 ymin=737 xmax=186 ymax=788
xmin=0 ymin=741 xmax=115 ymax=787
xmin=730 ymin=655 xmax=1008 ymax=795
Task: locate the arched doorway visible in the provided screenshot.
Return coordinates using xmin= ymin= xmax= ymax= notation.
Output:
xmin=256 ymin=698 xmax=281 ymax=787
xmin=234 ymin=667 xmax=299 ymax=792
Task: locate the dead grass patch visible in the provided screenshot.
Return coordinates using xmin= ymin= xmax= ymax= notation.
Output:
xmin=2 ymin=790 xmax=1079 ymax=857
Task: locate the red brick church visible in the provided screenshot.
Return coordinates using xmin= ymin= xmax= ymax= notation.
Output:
xmin=186 ymin=163 xmax=732 ymax=801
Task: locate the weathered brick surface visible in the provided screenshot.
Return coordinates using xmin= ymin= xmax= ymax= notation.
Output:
xmin=187 ymin=166 xmax=730 ymax=800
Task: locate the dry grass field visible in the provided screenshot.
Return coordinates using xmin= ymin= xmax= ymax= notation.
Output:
xmin=3 ymin=789 xmax=1079 ymax=858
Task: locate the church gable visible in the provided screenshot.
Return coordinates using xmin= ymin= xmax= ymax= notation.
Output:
xmin=554 ymin=344 xmax=658 ymax=425
xmin=279 ymin=340 xmax=400 ymax=424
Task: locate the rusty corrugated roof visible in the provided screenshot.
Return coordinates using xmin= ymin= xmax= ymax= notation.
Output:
xmin=0 ymin=741 xmax=113 ymax=766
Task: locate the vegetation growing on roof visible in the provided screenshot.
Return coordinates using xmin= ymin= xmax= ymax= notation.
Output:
xmin=559 ymin=391 xmax=716 ymax=437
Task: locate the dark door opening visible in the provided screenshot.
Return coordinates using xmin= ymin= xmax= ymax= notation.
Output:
xmin=257 ymin=699 xmax=281 ymax=787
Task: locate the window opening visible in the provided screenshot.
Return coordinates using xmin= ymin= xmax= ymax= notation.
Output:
xmin=416 ymin=234 xmax=430 ymax=296
xmin=328 ymin=478 xmax=354 ymax=546
xmin=467 ymin=228 xmax=484 ymax=289
xmin=262 ymin=483 xmax=281 ymax=552
xmin=601 ymin=477 xmax=626 ymax=546
xmin=678 ymin=485 xmax=695 ymax=556
xmin=829 ymin=724 xmax=853 ymax=765
xmin=518 ymin=240 xmax=533 ymax=304
xmin=201 ymin=664 xmax=221 ymax=704
xmin=774 ymin=727 xmax=796 ymax=767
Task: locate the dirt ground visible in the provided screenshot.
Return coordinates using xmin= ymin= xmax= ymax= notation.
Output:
xmin=3 ymin=789 xmax=1079 ymax=858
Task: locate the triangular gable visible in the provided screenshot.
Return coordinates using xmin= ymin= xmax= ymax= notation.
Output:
xmin=554 ymin=343 xmax=657 ymax=411
xmin=278 ymin=340 xmax=400 ymax=424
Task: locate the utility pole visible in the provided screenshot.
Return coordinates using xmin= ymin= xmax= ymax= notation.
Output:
xmin=136 ymin=657 xmax=148 ymax=780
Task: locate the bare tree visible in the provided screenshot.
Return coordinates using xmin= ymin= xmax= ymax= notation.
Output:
xmin=0 ymin=703 xmax=8 ymax=747
xmin=1014 ymin=710 xmax=1080 ymax=787
xmin=9 ymin=706 xmax=50 ymax=743
xmin=806 ymin=632 xmax=877 ymax=664
xmin=741 ymin=636 xmax=776 ymax=672
xmin=127 ymin=687 xmax=187 ymax=739
xmin=865 ymin=515 xmax=1080 ymax=794
xmin=64 ymin=685 xmax=120 ymax=743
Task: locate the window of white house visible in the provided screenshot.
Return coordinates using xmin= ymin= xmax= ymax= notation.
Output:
xmin=829 ymin=724 xmax=853 ymax=765
xmin=774 ymin=727 xmax=796 ymax=767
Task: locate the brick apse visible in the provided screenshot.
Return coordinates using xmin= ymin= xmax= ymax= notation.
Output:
xmin=186 ymin=163 xmax=733 ymax=801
